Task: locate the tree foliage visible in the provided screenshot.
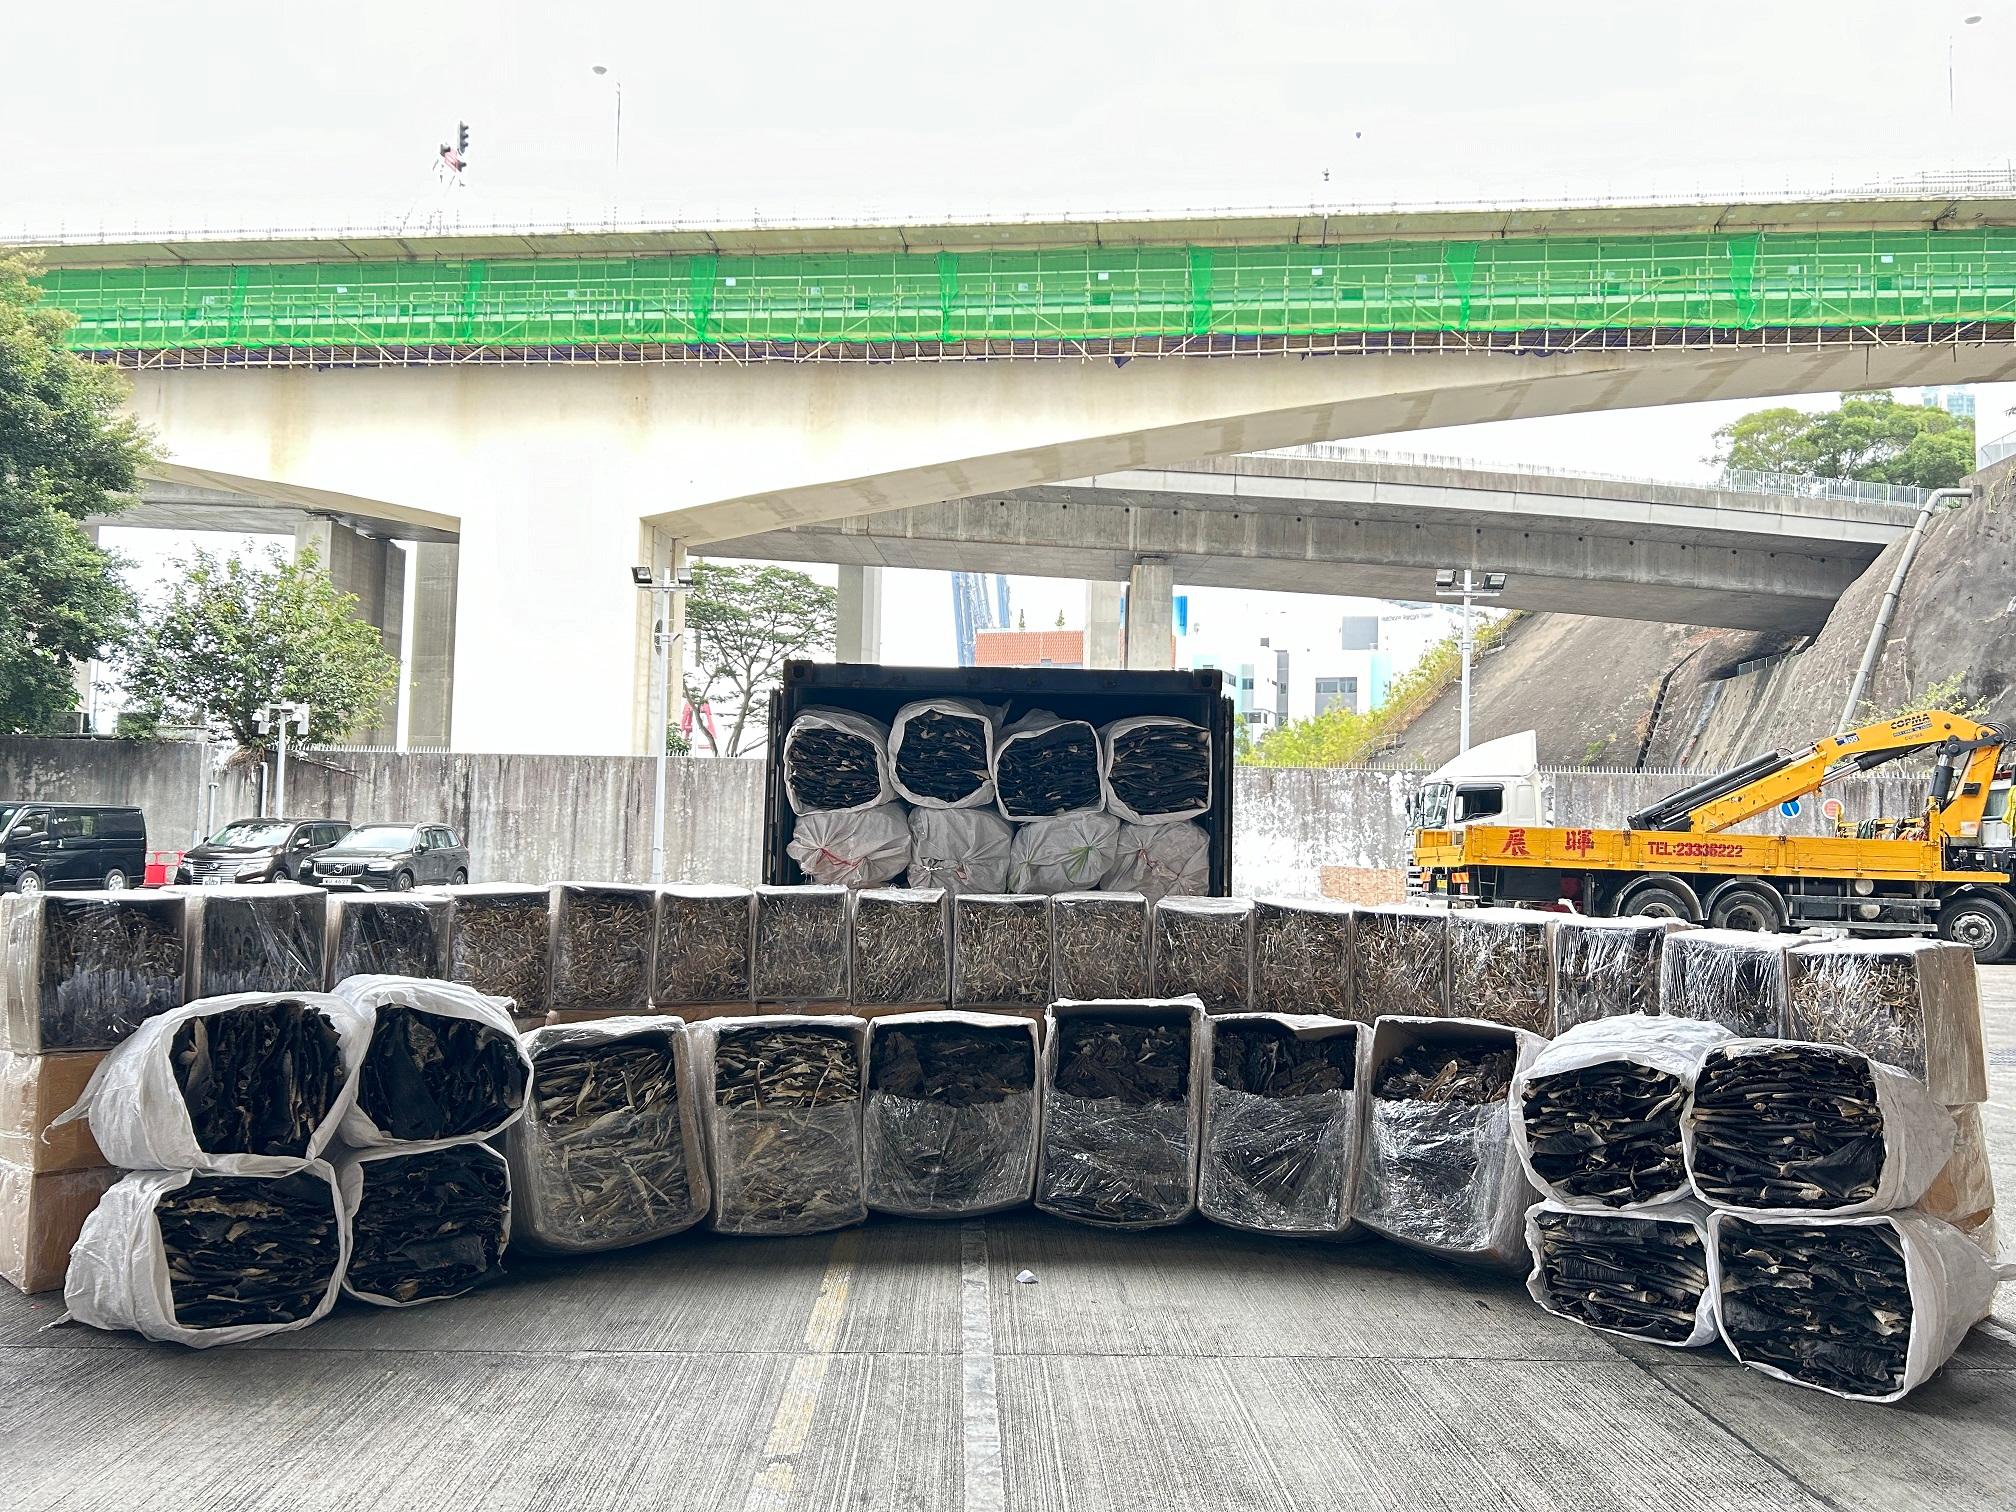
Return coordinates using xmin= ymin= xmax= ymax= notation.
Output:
xmin=1710 ymin=392 xmax=1975 ymax=490
xmin=118 ymin=546 xmax=399 ymax=753
xmin=681 ymin=561 xmax=838 ymax=756
xmin=0 ymin=254 xmax=150 ymax=732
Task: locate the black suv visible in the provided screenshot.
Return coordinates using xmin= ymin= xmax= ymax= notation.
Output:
xmin=176 ymin=818 xmax=352 ymax=886
xmin=0 ymin=802 xmax=147 ymax=894
xmin=309 ymin=822 xmax=470 ymax=890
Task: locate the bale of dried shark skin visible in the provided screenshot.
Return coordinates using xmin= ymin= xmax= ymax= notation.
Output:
xmin=1710 ymin=1209 xmax=2015 ymax=1402
xmin=865 ymin=1011 xmax=1040 ymax=1216
xmin=1525 ymin=1199 xmax=1718 ymax=1348
xmin=1152 ymin=897 xmax=1254 ymax=1015
xmin=1051 ymin=892 xmax=1149 ymax=1001
xmin=1550 ymin=915 xmax=1689 ymax=1034
xmin=1035 ymin=998 xmax=1206 ymax=1229
xmin=442 ymin=883 xmax=552 ymax=1023
xmin=181 ymin=883 xmax=326 ymax=1000
xmin=1008 ymin=812 xmax=1122 ymax=896
xmin=325 ymin=891 xmax=451 ymax=986
xmin=693 ymin=1016 xmax=868 ymax=1236
xmin=549 ymin=883 xmax=657 ymax=1013
xmin=907 ymin=807 xmax=1015 ymax=896
xmin=653 ymin=885 xmax=754 ymax=1007
xmin=1448 ymin=908 xmax=1553 ymax=1036
xmin=1785 ymin=938 xmax=1986 ymax=1104
xmin=781 ymin=708 xmax=894 ymax=815
xmin=1102 ymin=716 xmax=1212 ymax=825
xmin=851 ymin=888 xmax=950 ymax=1007
xmin=786 ymin=802 xmax=912 ymax=889
xmin=889 ymin=698 xmax=1000 ymax=810
xmin=1683 ymin=1040 xmax=1956 ymax=1215
xmin=508 ymin=1017 xmax=708 ymax=1252
xmin=1512 ymin=1015 xmax=1731 ymax=1210
xmin=1200 ymin=1014 xmax=1362 ymax=1236
xmin=994 ymin=713 xmax=1107 ymax=821
xmin=332 ymin=976 xmax=530 ymax=1145
xmin=953 ymin=894 xmax=1052 ymax=1009
xmin=1101 ymin=820 xmax=1211 ymax=905
xmin=1251 ymin=898 xmax=1354 ymax=1019
xmin=753 ymin=885 xmax=850 ymax=1003
xmin=64 ymin=1162 xmax=348 ymax=1348
xmin=1350 ymin=904 xmax=1449 ymax=1020
xmin=1657 ymin=929 xmax=1798 ymax=1039
xmin=337 ymin=1139 xmax=511 ymax=1306
xmin=2 ymin=891 xmax=185 ymax=1053
xmin=1352 ymin=1016 xmax=1543 ymax=1267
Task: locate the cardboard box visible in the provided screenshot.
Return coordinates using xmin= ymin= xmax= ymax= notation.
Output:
xmin=0 ymin=1051 xmax=107 ymax=1173
xmin=0 ymin=1161 xmax=120 ymax=1294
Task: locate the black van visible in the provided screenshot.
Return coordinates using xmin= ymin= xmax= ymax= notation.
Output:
xmin=0 ymin=803 xmax=148 ymax=894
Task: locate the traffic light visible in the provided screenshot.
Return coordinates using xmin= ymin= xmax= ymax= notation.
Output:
xmin=457 ymin=122 xmax=470 ymax=157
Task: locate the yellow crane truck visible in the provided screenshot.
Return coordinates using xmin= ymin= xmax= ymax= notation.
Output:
xmin=1408 ymin=712 xmax=2016 ymax=961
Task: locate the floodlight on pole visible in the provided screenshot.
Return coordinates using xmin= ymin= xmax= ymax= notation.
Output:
xmin=632 ymin=562 xmax=694 ymax=883
xmin=1431 ymin=569 xmax=1506 ymax=755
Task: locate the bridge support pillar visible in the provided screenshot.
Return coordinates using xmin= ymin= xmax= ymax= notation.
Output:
xmin=1124 ymin=559 xmax=1175 ymax=671
xmin=1085 ymin=580 xmax=1124 ymax=668
xmin=837 ymin=564 xmax=883 ymax=664
xmin=405 ymin=543 xmax=458 ymax=750
xmin=294 ymin=516 xmax=404 ymax=746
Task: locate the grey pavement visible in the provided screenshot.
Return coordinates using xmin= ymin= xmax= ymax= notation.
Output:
xmin=6 ymin=972 xmax=2015 ymax=1512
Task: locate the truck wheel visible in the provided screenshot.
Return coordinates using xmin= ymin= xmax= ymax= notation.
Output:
xmin=1708 ymin=882 xmax=1785 ymax=934
xmin=1615 ymin=877 xmax=1700 ymax=923
xmin=1938 ymin=894 xmax=2016 ymax=964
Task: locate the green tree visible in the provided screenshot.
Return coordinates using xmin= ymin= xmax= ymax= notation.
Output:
xmin=1710 ymin=392 xmax=1975 ymax=489
xmin=0 ymin=254 xmax=150 ymax=732
xmin=682 ymin=561 xmax=839 ymax=756
xmin=118 ymin=545 xmax=399 ymax=753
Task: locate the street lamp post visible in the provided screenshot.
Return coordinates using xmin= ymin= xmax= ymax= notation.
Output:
xmin=591 ymin=64 xmax=623 ymax=200
xmin=632 ymin=563 xmax=693 ymax=883
xmin=255 ymin=702 xmax=311 ymax=818
xmin=1432 ymin=569 xmax=1506 ymax=755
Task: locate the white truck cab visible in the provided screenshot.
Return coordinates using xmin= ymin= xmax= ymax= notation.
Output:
xmin=1407 ymin=730 xmax=1553 ymax=833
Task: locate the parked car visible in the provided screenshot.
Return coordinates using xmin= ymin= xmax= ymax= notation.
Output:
xmin=0 ymin=802 xmax=148 ymax=894
xmin=176 ymin=818 xmax=353 ymax=886
xmin=308 ymin=823 xmax=469 ymax=890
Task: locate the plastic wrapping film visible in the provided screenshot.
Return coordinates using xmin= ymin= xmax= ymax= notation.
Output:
xmin=1035 ymin=998 xmax=1206 ymax=1229
xmin=1152 ymin=896 xmax=1254 ymax=1015
xmin=907 ymin=807 xmax=1015 ymax=896
xmin=1352 ymin=1016 xmax=1543 ymax=1267
xmin=508 ymin=1017 xmax=709 ymax=1253
xmin=993 ymin=712 xmax=1108 ymax=822
xmin=851 ymin=888 xmax=951 ymax=1007
xmin=331 ymin=975 xmax=530 ymax=1146
xmin=61 ymin=991 xmax=368 ymax=1175
xmin=181 ymin=883 xmax=327 ymax=1000
xmin=1008 ymin=812 xmax=1122 ymax=895
xmin=864 ymin=1011 xmax=1040 ymax=1217
xmin=1684 ymin=1039 xmax=1956 ymax=1216
xmin=1710 ymin=1209 xmax=2016 ymax=1403
xmin=1101 ymin=820 xmax=1211 ymax=905
xmin=652 ymin=884 xmax=754 ymax=1007
xmin=1913 ymin=1103 xmax=1998 ymax=1249
xmin=548 ymin=883 xmax=656 ymax=1013
xmin=337 ymin=1139 xmax=511 ymax=1306
xmin=1251 ymin=898 xmax=1355 ymax=1019
xmin=64 ymin=1163 xmax=349 ymax=1348
xmin=952 ymin=894 xmax=1052 ymax=1009
xmin=0 ymin=1049 xmax=106 ymax=1173
xmin=1550 ymin=915 xmax=1689 ymax=1034
xmin=889 ymin=698 xmax=1001 ymax=810
xmin=1350 ymin=904 xmax=1449 ymax=1020
xmin=781 ymin=708 xmax=894 ymax=815
xmin=2 ymin=891 xmax=185 ymax=1053
xmin=442 ymin=883 xmax=552 ymax=1023
xmin=692 ymin=1015 xmax=868 ymax=1237
xmin=1658 ymin=929 xmax=1798 ymax=1039
xmin=1785 ymin=938 xmax=1985 ymax=1102
xmin=1525 ymin=1199 xmax=1718 ymax=1348
xmin=1448 ymin=908 xmax=1553 ymax=1036
xmin=1512 ymin=1015 xmax=1732 ymax=1210
xmin=787 ymin=802 xmax=911 ymax=888
xmin=1102 ymin=716 xmax=1212 ymax=826
xmin=1051 ymin=892 xmax=1150 ymax=1001
xmin=326 ymin=891 xmax=451 ymax=985
xmin=1200 ymin=1013 xmax=1362 ymax=1236
xmin=753 ymin=885 xmax=850 ymax=1003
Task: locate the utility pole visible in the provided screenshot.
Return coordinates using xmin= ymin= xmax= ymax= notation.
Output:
xmin=256 ymin=702 xmax=311 ymax=818
xmin=1433 ymin=569 xmax=1506 ymax=754
xmin=632 ymin=559 xmax=693 ymax=883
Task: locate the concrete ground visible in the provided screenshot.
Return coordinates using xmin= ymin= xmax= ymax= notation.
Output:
xmin=6 ymin=979 xmax=2014 ymax=1512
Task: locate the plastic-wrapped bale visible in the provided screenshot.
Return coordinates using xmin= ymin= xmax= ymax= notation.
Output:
xmin=952 ymin=894 xmax=1051 ymax=1009
xmin=781 ymin=708 xmax=893 ymax=815
xmin=1684 ymin=1040 xmax=1956 ymax=1215
xmin=851 ymin=888 xmax=950 ymax=1007
xmin=1914 ymin=1103 xmax=1997 ymax=1248
xmin=508 ymin=1017 xmax=708 ymax=1252
xmin=1513 ymin=1015 xmax=1731 ymax=1210
xmin=443 ymin=883 xmax=551 ymax=1024
xmin=1526 ymin=1200 xmax=1717 ymax=1348
xmin=1251 ymin=898 xmax=1354 ymax=1019
xmin=652 ymin=885 xmax=753 ymax=1007
xmin=1711 ymin=1209 xmax=2015 ymax=1402
xmin=1200 ymin=1014 xmax=1362 ymax=1236
xmin=1350 ymin=904 xmax=1449 ymax=1020
xmin=62 ymin=992 xmax=367 ymax=1174
xmin=889 ymin=698 xmax=999 ymax=809
xmin=2 ymin=891 xmax=185 ymax=1052
xmin=1008 ymin=812 xmax=1122 ymax=895
xmin=1051 ymin=892 xmax=1149 ymax=1000
xmin=1658 ymin=929 xmax=1798 ymax=1038
xmin=753 ymin=885 xmax=849 ymax=1003
xmin=338 ymin=1140 xmax=510 ymax=1306
xmin=694 ymin=1016 xmax=868 ymax=1236
xmin=1036 ymin=999 xmax=1206 ymax=1229
xmin=326 ymin=891 xmax=450 ymax=985
xmin=549 ymin=883 xmax=656 ymax=1013
xmin=864 ymin=1011 xmax=1039 ymax=1217
xmin=64 ymin=1164 xmax=347 ymax=1348
xmin=907 ymin=807 xmax=1014 ymax=896
xmin=1448 ymin=908 xmax=1552 ymax=1036
xmin=1102 ymin=716 xmax=1212 ymax=825
xmin=1353 ymin=1016 xmax=1542 ymax=1267
xmin=1785 ymin=938 xmax=1986 ymax=1103
xmin=182 ymin=882 xmax=326 ymax=999
xmin=1152 ymin=897 xmax=1253 ymax=1015
xmin=994 ymin=713 xmax=1106 ymax=821
xmin=1102 ymin=820 xmax=1210 ymax=905
xmin=332 ymin=976 xmax=531 ymax=1145
xmin=1551 ymin=915 xmax=1688 ymax=1034
xmin=786 ymin=802 xmax=911 ymax=888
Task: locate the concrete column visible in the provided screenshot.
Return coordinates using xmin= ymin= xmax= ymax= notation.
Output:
xmin=1085 ymin=580 xmax=1124 ymax=669
xmin=293 ymin=516 xmax=403 ymax=745
xmin=836 ymin=564 xmax=883 ymax=664
xmin=1124 ymin=558 xmax=1176 ymax=670
xmin=405 ymin=543 xmax=458 ymax=750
